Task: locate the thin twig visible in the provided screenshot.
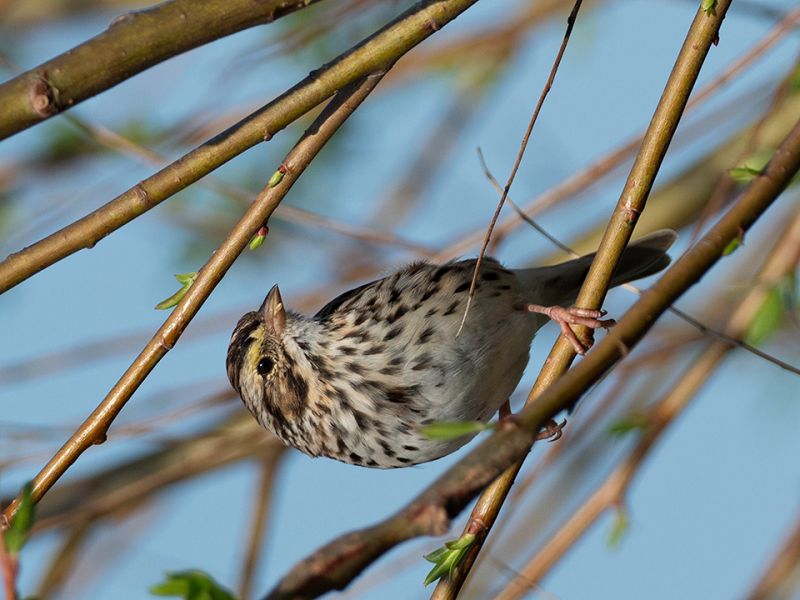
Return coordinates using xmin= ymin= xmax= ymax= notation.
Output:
xmin=440 ymin=6 xmax=800 ymax=260
xmin=455 ymin=0 xmax=584 ymax=337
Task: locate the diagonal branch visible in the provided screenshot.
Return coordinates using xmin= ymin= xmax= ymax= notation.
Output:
xmin=0 ymin=0 xmax=325 ymax=140
xmin=492 ymin=202 xmax=800 ymax=600
xmin=2 ymin=72 xmax=386 ymax=522
xmin=0 ymin=0 xmax=480 ymax=294
xmin=434 ymin=2 xmax=734 ymax=596
xmin=262 ymin=110 xmax=800 ymax=599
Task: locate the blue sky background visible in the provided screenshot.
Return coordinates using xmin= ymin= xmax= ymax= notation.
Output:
xmin=1 ymin=1 xmax=799 ymax=598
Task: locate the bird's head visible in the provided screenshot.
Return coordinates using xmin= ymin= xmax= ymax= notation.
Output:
xmin=226 ymin=285 xmax=308 ymax=432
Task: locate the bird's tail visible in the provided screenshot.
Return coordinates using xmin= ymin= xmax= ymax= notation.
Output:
xmin=517 ymin=229 xmax=677 ymax=306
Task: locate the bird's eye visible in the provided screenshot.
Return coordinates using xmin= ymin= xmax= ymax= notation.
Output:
xmin=257 ymin=357 xmax=275 ymax=377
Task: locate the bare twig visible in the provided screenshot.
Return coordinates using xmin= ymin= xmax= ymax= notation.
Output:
xmin=456 ymin=0 xmax=583 ymax=337
xmin=3 ymin=73 xmax=386 ymax=522
xmin=440 ymin=6 xmax=800 ymax=260
xmin=435 ymin=4 xmax=733 ymax=596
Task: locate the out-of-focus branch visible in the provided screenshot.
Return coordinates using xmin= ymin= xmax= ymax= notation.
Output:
xmin=35 ymin=520 xmax=92 ymax=599
xmin=2 ymin=73 xmax=385 ymax=522
xmin=61 ymin=115 xmax=435 ymax=256
xmin=745 ymin=512 xmax=800 ymax=600
xmin=435 ymin=3 xmax=732 ymax=595
xmin=0 ymin=0 xmax=480 ymax=294
xmin=239 ymin=453 xmax=286 ymax=600
xmin=492 ymin=203 xmax=800 ymax=600
xmin=0 ymin=0 xmax=325 ymax=140
xmin=262 ymin=112 xmax=800 ymax=600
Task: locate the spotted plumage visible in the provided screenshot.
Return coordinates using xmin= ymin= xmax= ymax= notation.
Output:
xmin=227 ymin=231 xmax=675 ymax=468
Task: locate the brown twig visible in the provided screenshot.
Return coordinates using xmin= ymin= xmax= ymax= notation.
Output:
xmin=2 ymin=73 xmax=386 ymax=522
xmin=456 ymin=0 xmax=584 ymax=337
xmin=262 ymin=91 xmax=800 ymax=600
xmin=35 ymin=520 xmax=92 ymax=599
xmin=491 ymin=203 xmax=800 ymax=600
xmin=436 ymin=4 xmax=733 ymax=596
xmin=0 ymin=0 xmax=480 ymax=294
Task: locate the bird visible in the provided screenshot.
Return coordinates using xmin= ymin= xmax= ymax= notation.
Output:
xmin=226 ymin=230 xmax=675 ymax=468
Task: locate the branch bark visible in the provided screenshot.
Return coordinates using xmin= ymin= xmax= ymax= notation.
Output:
xmin=2 ymin=72 xmax=386 ymax=522
xmin=434 ymin=3 xmax=733 ymax=596
xmin=0 ymin=0 xmax=324 ymax=140
xmin=263 ymin=105 xmax=800 ymax=600
xmin=0 ymin=0 xmax=479 ymax=294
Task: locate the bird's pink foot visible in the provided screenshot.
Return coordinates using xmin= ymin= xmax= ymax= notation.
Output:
xmin=524 ymin=304 xmax=615 ymax=355
xmin=536 ymin=418 xmax=566 ymax=442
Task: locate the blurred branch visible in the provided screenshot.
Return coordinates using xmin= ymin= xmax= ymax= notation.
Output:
xmin=0 ymin=0 xmax=480 ymax=294
xmin=2 ymin=73 xmax=385 ymax=521
xmin=62 ymin=114 xmax=435 ymax=256
xmin=30 ymin=413 xmax=277 ymax=532
xmin=745 ymin=512 xmax=800 ymax=600
xmin=262 ymin=111 xmax=800 ymax=598
xmin=0 ymin=0 xmax=325 ymax=140
xmin=435 ymin=3 xmax=732 ymax=595
xmin=239 ymin=454 xmax=286 ymax=600
xmin=35 ymin=519 xmax=92 ymax=599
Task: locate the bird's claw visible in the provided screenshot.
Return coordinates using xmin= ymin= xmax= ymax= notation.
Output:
xmin=536 ymin=418 xmax=566 ymax=442
xmin=525 ymin=304 xmax=615 ymax=355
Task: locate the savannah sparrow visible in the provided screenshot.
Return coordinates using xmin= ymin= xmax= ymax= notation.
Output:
xmin=227 ymin=231 xmax=675 ymax=468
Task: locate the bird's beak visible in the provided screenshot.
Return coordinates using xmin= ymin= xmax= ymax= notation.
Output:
xmin=259 ymin=284 xmax=286 ymax=336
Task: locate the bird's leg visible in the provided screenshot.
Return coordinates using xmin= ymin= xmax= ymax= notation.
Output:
xmin=524 ymin=304 xmax=616 ymax=355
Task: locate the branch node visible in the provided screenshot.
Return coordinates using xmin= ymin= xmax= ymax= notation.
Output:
xmin=29 ymin=76 xmax=58 ymax=118
xmin=133 ymin=183 xmax=154 ymax=211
